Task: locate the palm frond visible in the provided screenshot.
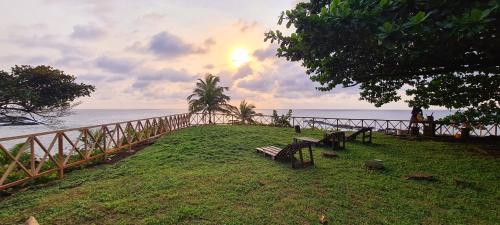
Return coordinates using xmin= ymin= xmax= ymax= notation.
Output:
xmin=187 ymin=73 xmax=233 ymax=117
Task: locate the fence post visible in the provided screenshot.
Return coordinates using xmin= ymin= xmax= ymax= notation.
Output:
xmin=361 ymin=119 xmax=364 ymax=128
xmin=292 ymin=117 xmax=295 ymax=127
xmin=312 ymin=118 xmax=315 ymax=129
xmin=116 ymin=125 xmax=121 ymax=147
xmin=30 ymin=137 xmax=35 ymax=176
xmin=57 ymin=132 xmax=64 ymax=179
xmin=337 ymin=119 xmax=339 ymax=131
xmin=102 ymin=126 xmax=107 ymax=159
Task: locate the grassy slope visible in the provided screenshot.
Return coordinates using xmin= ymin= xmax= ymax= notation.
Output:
xmin=0 ymin=125 xmax=499 ymax=225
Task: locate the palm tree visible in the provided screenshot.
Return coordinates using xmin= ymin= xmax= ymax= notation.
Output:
xmin=232 ymin=100 xmax=262 ymax=124
xmin=187 ymin=74 xmax=232 ymax=124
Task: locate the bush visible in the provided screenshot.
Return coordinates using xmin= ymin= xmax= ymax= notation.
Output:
xmin=271 ymin=109 xmax=293 ymax=127
xmin=0 ymin=143 xmax=32 ymax=184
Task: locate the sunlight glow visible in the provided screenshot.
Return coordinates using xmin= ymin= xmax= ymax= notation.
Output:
xmin=231 ymin=48 xmax=250 ymax=67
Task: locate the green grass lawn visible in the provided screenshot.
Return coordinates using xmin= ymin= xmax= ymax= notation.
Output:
xmin=1 ymin=125 xmax=499 ymax=225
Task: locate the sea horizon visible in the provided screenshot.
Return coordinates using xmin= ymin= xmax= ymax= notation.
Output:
xmin=0 ymin=108 xmax=456 ymax=138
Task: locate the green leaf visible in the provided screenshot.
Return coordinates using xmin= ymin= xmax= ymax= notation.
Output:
xmin=379 ymin=0 xmax=388 ymax=8
xmin=383 ymin=21 xmax=393 ymax=32
xmin=409 ymin=11 xmax=431 ymax=25
xmin=330 ymin=0 xmax=341 ymax=11
xmin=470 ymin=9 xmax=483 ymax=21
xmin=321 ymin=6 xmax=328 ymax=15
xmin=480 ymin=5 xmax=497 ymax=20
xmin=278 ymin=12 xmax=284 ymax=25
xmin=414 ymin=12 xmax=425 ymax=21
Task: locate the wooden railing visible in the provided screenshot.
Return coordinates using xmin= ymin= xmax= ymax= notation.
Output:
xmin=0 ymin=113 xmax=191 ymax=190
xmin=189 ymin=113 xmax=500 ymax=137
xmin=1 ymin=112 xmax=497 ymax=190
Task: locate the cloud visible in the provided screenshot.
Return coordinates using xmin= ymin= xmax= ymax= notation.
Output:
xmin=43 ymin=0 xmax=115 ymax=24
xmin=270 ymin=61 xmax=359 ymax=98
xmin=139 ymin=68 xmax=196 ymax=82
xmin=54 ymin=55 xmax=90 ymax=67
xmin=233 ymin=64 xmax=253 ymax=80
xmin=0 ymin=54 xmax=51 ymax=65
xmin=95 ymin=56 xmax=137 ymax=73
xmin=70 ymin=24 xmax=105 ymax=40
xmin=203 ymin=38 xmax=216 ymax=46
xmin=234 ymin=60 xmax=320 ymax=97
xmin=237 ymin=76 xmax=274 ymax=92
xmin=253 ymin=44 xmax=278 ymax=61
xmin=136 ymin=12 xmax=166 ymax=23
xmin=235 ymin=20 xmax=258 ymax=32
xmin=133 ymin=87 xmax=192 ymax=101
xmin=130 ymin=68 xmax=197 ymax=91
xmin=273 ymin=72 xmax=319 ymax=98
xmin=76 ymin=73 xmax=106 ymax=82
xmin=5 ymin=34 xmax=83 ymax=55
xmin=146 ymin=31 xmax=213 ymax=58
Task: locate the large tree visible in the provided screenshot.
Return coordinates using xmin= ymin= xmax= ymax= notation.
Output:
xmin=265 ymin=0 xmax=500 ymax=126
xmin=187 ymin=74 xmax=233 ymax=124
xmin=0 ymin=65 xmax=95 ymax=125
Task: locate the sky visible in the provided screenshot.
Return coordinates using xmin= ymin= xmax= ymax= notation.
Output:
xmin=0 ymin=0 xmax=412 ymax=110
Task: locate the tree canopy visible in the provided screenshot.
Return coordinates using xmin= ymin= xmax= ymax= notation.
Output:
xmin=187 ymin=74 xmax=233 ymax=123
xmin=265 ymin=0 xmax=500 ymax=125
xmin=0 ymin=65 xmax=95 ymax=124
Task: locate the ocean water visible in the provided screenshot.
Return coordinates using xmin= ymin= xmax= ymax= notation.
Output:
xmin=0 ymin=108 xmax=455 ymax=138
xmin=255 ymin=109 xmax=453 ymax=120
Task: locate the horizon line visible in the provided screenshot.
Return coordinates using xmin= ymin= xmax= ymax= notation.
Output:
xmin=73 ymin=108 xmax=455 ymax=111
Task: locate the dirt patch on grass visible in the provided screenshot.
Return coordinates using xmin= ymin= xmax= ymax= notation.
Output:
xmin=468 ymin=146 xmax=500 ymax=158
xmin=102 ymin=141 xmax=155 ymax=164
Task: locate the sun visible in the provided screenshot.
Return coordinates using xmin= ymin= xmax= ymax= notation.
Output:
xmin=231 ymin=48 xmax=250 ymax=67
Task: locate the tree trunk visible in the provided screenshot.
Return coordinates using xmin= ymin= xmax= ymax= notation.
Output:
xmin=208 ymin=111 xmax=212 ymax=124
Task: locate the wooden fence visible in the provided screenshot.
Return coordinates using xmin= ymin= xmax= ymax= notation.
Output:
xmin=0 ymin=113 xmax=191 ymax=190
xmin=189 ymin=113 xmax=500 ymax=137
xmin=1 ymin=112 xmax=498 ymax=190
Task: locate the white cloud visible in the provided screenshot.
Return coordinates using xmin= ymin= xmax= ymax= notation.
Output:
xmin=71 ymin=24 xmax=105 ymax=40
xmin=95 ymin=56 xmax=138 ymax=74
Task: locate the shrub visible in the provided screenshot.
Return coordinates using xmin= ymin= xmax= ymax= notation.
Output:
xmin=271 ymin=109 xmax=293 ymax=127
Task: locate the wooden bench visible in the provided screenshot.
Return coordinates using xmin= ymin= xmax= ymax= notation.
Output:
xmin=256 ymin=142 xmax=313 ymax=169
xmin=319 ymin=131 xmax=346 ymax=150
xmin=347 ymin=127 xmax=372 ymax=144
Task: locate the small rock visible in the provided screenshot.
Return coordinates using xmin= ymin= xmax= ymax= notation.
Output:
xmin=25 ymin=216 xmax=40 ymax=225
xmin=257 ymin=180 xmax=269 ymax=186
xmin=365 ymin=159 xmax=384 ymax=171
xmin=319 ymin=214 xmax=327 ymax=224
xmin=322 ymin=152 xmax=338 ymax=158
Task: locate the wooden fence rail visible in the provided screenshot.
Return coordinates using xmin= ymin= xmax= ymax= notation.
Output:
xmin=190 ymin=113 xmax=500 ymax=137
xmin=0 ymin=113 xmax=191 ymax=190
xmin=1 ymin=112 xmax=497 ymax=190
